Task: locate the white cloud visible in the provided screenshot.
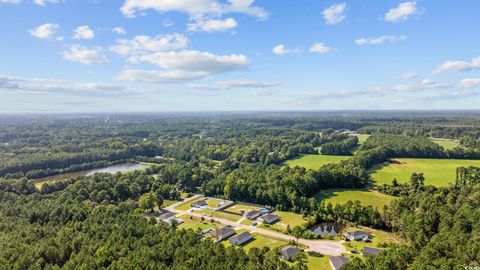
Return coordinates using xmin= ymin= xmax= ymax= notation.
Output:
xmin=62 ymin=45 xmax=109 ymax=65
xmin=117 ymin=50 xmax=250 ymax=83
xmin=72 ymin=25 xmax=95 ymax=40
xmin=188 ymin=80 xmax=280 ymax=90
xmin=459 ymin=78 xmax=480 ymax=89
xmin=120 ymin=0 xmax=268 ymax=20
xmin=187 ymin=17 xmax=237 ymax=32
xmin=253 ymin=89 xmax=273 ymax=96
xmin=0 ymin=73 xmax=153 ymax=96
xmin=401 ymin=71 xmax=419 ymax=79
xmin=34 ymin=0 xmax=60 ymax=6
xmin=0 ymin=0 xmax=21 ymax=4
xmin=355 ymin=35 xmax=406 ymax=45
xmin=110 ymin=34 xmax=188 ymax=55
xmin=29 ymin=23 xmax=59 ymax=39
xmin=433 ymin=56 xmax=480 ymax=74
xmin=272 ymin=44 xmax=301 ymax=55
xmin=384 ymin=1 xmax=418 ymax=22
xmin=322 ymin=3 xmax=346 ymax=24
xmin=112 ymin=27 xmax=127 ymax=35
xmin=309 ymin=43 xmax=331 ymax=54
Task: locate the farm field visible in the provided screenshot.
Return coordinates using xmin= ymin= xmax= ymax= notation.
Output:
xmin=370 ymin=158 xmax=480 ymax=186
xmin=315 ymin=189 xmax=396 ymax=210
xmin=284 ymin=154 xmax=350 ymax=170
xmin=430 ymin=138 xmax=460 ymax=150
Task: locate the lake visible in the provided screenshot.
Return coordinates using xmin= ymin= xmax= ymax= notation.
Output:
xmin=34 ymin=163 xmax=150 ymax=185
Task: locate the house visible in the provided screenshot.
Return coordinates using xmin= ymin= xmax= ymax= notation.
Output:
xmin=362 ymin=247 xmax=382 ymax=256
xmin=261 ymin=214 xmax=280 ymax=224
xmin=211 ymin=226 xmax=236 ymax=241
xmin=229 ymin=232 xmax=253 ymax=246
xmin=191 ymin=199 xmax=207 ymax=208
xmin=244 ymin=210 xmax=261 ymax=220
xmin=280 ymin=246 xmax=302 ymax=261
xmin=344 ymin=230 xmax=370 ymax=241
xmin=156 ymin=212 xmax=184 ymax=225
xmin=329 ymin=256 xmax=349 ymax=270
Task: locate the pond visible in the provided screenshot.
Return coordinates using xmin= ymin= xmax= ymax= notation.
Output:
xmin=307 ymin=222 xmax=345 ymax=236
xmin=34 ymin=163 xmax=151 ymax=185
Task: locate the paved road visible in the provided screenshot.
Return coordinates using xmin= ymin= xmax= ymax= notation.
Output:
xmin=165 ymin=196 xmax=346 ymax=256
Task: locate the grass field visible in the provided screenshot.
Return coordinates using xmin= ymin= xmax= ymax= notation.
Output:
xmin=356 ymin=134 xmax=370 ymax=144
xmin=258 ymin=210 xmax=307 ymax=233
xmin=195 ymin=209 xmax=243 ymax=222
xmin=174 ymin=196 xmax=205 ymax=211
xmin=315 ymin=189 xmax=396 ymax=210
xmin=341 ymin=226 xmax=403 ymax=254
xmin=370 ymin=158 xmax=480 ymax=187
xmin=306 ymin=253 xmax=330 ymax=269
xmin=176 ymin=215 xmax=214 ymax=231
xmin=284 ymin=154 xmax=350 ymax=170
xmin=430 ymin=138 xmax=460 ymax=150
xmin=224 ymin=203 xmax=259 ymax=215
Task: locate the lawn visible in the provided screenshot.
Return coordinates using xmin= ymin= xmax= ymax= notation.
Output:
xmin=306 ymin=252 xmax=331 ymax=270
xmin=259 ymin=210 xmax=307 ymax=233
xmin=236 ymin=233 xmax=287 ymax=251
xmin=430 ymin=138 xmax=460 ymax=150
xmin=176 ymin=215 xmax=214 ymax=231
xmin=356 ymin=134 xmax=370 ymax=145
xmin=223 ymin=203 xmax=259 ymax=215
xmin=284 ymin=154 xmax=351 ymax=170
xmin=315 ymin=189 xmax=396 ymax=210
xmin=341 ymin=225 xmax=403 ymax=254
xmin=174 ymin=196 xmax=205 ymax=211
xmin=194 ymin=209 xmax=243 ymax=222
xmin=370 ymin=158 xmax=480 ymax=187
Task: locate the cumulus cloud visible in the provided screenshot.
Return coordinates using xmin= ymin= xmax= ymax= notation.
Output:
xmin=120 ymin=0 xmax=268 ymax=20
xmin=355 ymin=35 xmax=406 ymax=45
xmin=433 ymin=56 xmax=480 ymax=74
xmin=34 ymin=0 xmax=60 ymax=6
xmin=322 ymin=3 xmax=346 ymax=24
xmin=110 ymin=34 xmax=188 ymax=55
xmin=187 ymin=17 xmax=237 ymax=32
xmin=29 ymin=23 xmax=59 ymax=39
xmin=62 ymin=45 xmax=109 ymax=65
xmin=384 ymin=1 xmax=418 ymax=22
xmin=272 ymin=44 xmax=301 ymax=55
xmin=112 ymin=26 xmax=127 ymax=35
xmin=72 ymin=25 xmax=95 ymax=40
xmin=188 ymin=80 xmax=280 ymax=90
xmin=309 ymin=43 xmax=331 ymax=54
xmin=0 ymin=73 xmax=154 ymax=96
xmin=459 ymin=78 xmax=480 ymax=89
xmin=117 ymin=50 xmax=250 ymax=83
xmin=401 ymin=71 xmax=419 ymax=79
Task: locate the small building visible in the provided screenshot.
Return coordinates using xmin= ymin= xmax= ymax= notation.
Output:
xmin=280 ymin=246 xmax=302 ymax=261
xmin=229 ymin=232 xmax=253 ymax=246
xmin=156 ymin=212 xmax=183 ymax=225
xmin=211 ymin=226 xmax=236 ymax=241
xmin=362 ymin=247 xmax=382 ymax=256
xmin=244 ymin=210 xmax=261 ymax=220
xmin=191 ymin=199 xmax=207 ymax=208
xmin=329 ymin=256 xmax=349 ymax=270
xmin=344 ymin=230 xmax=370 ymax=241
xmin=261 ymin=214 xmax=280 ymax=224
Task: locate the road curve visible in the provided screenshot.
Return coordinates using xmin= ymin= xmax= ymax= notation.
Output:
xmin=165 ymin=195 xmax=346 ymax=256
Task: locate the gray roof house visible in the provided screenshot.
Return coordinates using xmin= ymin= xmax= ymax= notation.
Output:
xmin=244 ymin=210 xmax=262 ymax=220
xmin=261 ymin=214 xmax=280 ymax=224
xmin=191 ymin=199 xmax=207 ymax=208
xmin=362 ymin=247 xmax=382 ymax=256
xmin=211 ymin=226 xmax=236 ymax=241
xmin=344 ymin=230 xmax=370 ymax=241
xmin=156 ymin=212 xmax=183 ymax=225
xmin=229 ymin=232 xmax=253 ymax=246
xmin=280 ymin=246 xmax=302 ymax=261
xmin=329 ymin=256 xmax=349 ymax=270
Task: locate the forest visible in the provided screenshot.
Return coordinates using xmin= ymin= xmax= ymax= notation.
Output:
xmin=1 ymin=112 xmax=480 ymax=269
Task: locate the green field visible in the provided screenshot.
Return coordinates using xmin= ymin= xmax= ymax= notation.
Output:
xmin=356 ymin=134 xmax=370 ymax=144
xmin=315 ymin=189 xmax=396 ymax=210
xmin=371 ymin=158 xmax=480 ymax=187
xmin=284 ymin=154 xmax=350 ymax=170
xmin=430 ymin=138 xmax=460 ymax=150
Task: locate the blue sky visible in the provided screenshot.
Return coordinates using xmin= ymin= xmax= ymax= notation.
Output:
xmin=0 ymin=0 xmax=479 ymax=112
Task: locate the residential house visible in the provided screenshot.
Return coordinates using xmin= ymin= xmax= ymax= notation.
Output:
xmin=244 ymin=210 xmax=261 ymax=220
xmin=156 ymin=212 xmax=183 ymax=225
xmin=362 ymin=247 xmax=382 ymax=256
xmin=344 ymin=230 xmax=370 ymax=241
xmin=211 ymin=226 xmax=236 ymax=241
xmin=280 ymin=246 xmax=302 ymax=261
xmin=191 ymin=199 xmax=207 ymax=208
xmin=229 ymin=232 xmax=253 ymax=246
xmin=261 ymin=214 xmax=280 ymax=224
xmin=329 ymin=256 xmax=349 ymax=270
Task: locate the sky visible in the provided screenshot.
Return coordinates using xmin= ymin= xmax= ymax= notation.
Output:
xmin=0 ymin=0 xmax=480 ymax=112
